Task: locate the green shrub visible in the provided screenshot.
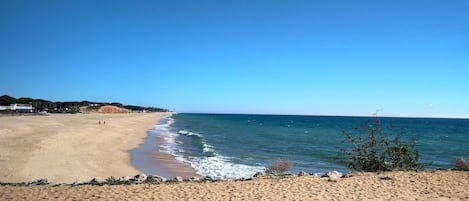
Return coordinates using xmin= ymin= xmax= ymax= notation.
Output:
xmin=339 ymin=118 xmax=424 ymax=172
xmin=86 ymin=106 xmax=101 ymax=111
xmin=266 ymin=159 xmax=293 ymax=175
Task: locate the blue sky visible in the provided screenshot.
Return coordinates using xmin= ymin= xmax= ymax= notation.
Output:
xmin=1 ymin=0 xmax=468 ymax=118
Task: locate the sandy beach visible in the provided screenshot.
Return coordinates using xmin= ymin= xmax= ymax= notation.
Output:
xmin=0 ymin=171 xmax=468 ymax=200
xmin=0 ymin=112 xmax=196 ymax=183
xmin=1 ymin=113 xmax=469 ymax=200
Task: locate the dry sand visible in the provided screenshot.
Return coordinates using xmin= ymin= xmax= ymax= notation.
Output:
xmin=0 ymin=112 xmax=195 ymax=183
xmin=1 ymin=171 xmax=468 ymax=200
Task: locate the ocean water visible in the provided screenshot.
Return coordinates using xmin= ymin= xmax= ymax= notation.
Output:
xmin=153 ymin=113 xmax=469 ymax=179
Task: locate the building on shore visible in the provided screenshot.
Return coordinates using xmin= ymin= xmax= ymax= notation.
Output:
xmin=0 ymin=104 xmax=34 ymax=113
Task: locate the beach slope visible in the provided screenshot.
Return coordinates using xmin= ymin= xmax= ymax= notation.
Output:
xmin=0 ymin=113 xmax=166 ymax=183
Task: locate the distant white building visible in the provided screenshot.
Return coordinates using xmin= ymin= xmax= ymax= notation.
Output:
xmin=0 ymin=104 xmax=33 ymax=112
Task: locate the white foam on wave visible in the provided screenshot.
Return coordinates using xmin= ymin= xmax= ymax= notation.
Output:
xmin=202 ymin=143 xmax=215 ymax=153
xmin=155 ymin=114 xmax=266 ymax=180
xmin=189 ymin=155 xmax=265 ymax=180
xmin=188 ymin=132 xmax=201 ymax=136
xmin=154 ymin=116 xmax=180 ymax=156
xmin=178 ymin=129 xmax=203 ymax=137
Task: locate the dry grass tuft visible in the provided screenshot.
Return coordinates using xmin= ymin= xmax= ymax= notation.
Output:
xmin=455 ymin=157 xmax=469 ymax=170
xmin=266 ymin=159 xmax=293 ymax=175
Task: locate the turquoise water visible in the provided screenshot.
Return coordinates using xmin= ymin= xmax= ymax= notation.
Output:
xmin=155 ymin=113 xmax=469 ymax=179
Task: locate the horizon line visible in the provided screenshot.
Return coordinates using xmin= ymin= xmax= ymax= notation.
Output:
xmin=173 ymin=112 xmax=469 ymax=120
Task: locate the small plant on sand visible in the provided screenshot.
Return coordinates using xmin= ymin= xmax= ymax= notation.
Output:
xmin=265 ymin=159 xmax=293 ymax=175
xmin=455 ymin=157 xmax=469 ymax=171
xmin=104 ymin=176 xmax=132 ymax=185
xmin=339 ymin=118 xmax=424 ymax=172
xmin=0 ymin=182 xmax=27 ymax=186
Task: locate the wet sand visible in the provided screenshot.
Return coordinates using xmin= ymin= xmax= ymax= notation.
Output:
xmin=131 ymin=124 xmax=198 ymax=179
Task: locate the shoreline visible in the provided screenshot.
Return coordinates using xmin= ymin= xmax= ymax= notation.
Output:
xmin=2 ymin=113 xmax=469 ymax=199
xmin=131 ymin=114 xmax=199 ymax=179
xmin=0 ymin=112 xmax=197 ymax=183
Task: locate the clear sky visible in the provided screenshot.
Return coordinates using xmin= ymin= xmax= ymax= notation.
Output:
xmin=1 ymin=0 xmax=468 ymax=118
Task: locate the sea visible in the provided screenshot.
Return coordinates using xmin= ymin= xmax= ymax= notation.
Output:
xmin=147 ymin=113 xmax=469 ymax=179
